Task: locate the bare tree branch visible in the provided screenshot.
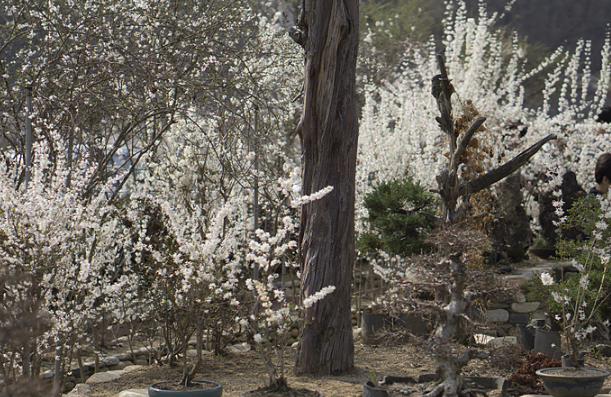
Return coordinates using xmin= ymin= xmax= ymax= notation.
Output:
xmin=458 ymin=134 xmax=556 ymax=196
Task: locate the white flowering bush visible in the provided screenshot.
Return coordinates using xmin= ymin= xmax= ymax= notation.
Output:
xmin=240 ymin=179 xmax=335 ymax=389
xmin=0 ymin=133 xmax=137 ymax=385
xmin=0 ymin=1 xmax=304 ymax=386
xmin=122 ymin=194 xmax=250 ymax=383
xmin=529 ymin=177 xmax=611 ymax=367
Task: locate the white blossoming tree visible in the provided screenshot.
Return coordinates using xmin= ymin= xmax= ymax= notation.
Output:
xmin=356 ymin=0 xmax=611 ymax=233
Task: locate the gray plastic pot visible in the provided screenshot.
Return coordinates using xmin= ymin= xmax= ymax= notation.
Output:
xmin=148 ymin=380 xmax=222 ymax=397
xmin=536 ymin=367 xmax=611 ymax=397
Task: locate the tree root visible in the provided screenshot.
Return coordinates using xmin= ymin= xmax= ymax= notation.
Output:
xmin=422 ymin=384 xmax=444 ymax=397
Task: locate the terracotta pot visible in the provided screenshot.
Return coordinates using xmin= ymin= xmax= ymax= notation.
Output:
xmin=148 ymin=380 xmax=222 ymax=397
xmin=536 ymin=367 xmax=611 ymax=397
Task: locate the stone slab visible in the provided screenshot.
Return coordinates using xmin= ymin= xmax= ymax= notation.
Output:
xmin=123 ymin=365 xmax=144 ymax=372
xmin=511 ymin=301 xmax=540 ymax=313
xmin=111 ymin=360 xmax=134 ymax=370
xmin=486 ymin=336 xmax=517 ymax=348
xmin=474 ymin=334 xmax=496 ymax=345
xmin=85 ymin=370 xmax=124 ymax=384
xmin=116 ymin=389 xmax=149 ymax=397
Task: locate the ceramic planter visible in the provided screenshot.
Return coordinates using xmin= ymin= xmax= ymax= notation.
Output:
xmin=536 ymin=367 xmax=611 ymax=397
xmin=148 ymin=380 xmax=222 ymax=397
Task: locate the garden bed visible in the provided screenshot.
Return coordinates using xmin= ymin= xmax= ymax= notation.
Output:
xmin=82 ymin=341 xmax=611 ymax=397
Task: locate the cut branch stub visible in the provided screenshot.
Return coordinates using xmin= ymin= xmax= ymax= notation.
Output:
xmin=458 ymin=134 xmax=557 ymax=196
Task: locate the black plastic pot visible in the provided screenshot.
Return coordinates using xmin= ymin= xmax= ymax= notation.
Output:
xmin=362 ymin=380 xmax=388 ymax=397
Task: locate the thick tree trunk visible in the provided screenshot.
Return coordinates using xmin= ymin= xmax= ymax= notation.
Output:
xmin=292 ymin=0 xmax=359 ymax=375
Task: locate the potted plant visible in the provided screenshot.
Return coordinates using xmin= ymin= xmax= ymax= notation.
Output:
xmin=533 ymin=185 xmax=611 ymax=396
xmin=239 ymin=184 xmax=334 ymax=397
xmin=134 ymin=198 xmax=249 ymax=397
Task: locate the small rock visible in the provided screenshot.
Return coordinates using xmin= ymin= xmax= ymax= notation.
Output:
xmin=495 ymin=265 xmax=512 ymax=274
xmin=103 ymin=357 xmax=120 ymax=367
xmin=65 ymin=383 xmax=90 ymax=396
xmin=512 ymin=292 xmax=526 ymax=303
xmin=595 ymin=344 xmax=611 ymax=357
xmin=290 ymin=328 xmax=299 ymax=338
xmin=114 ymin=353 xmax=134 ymax=361
xmin=485 ymin=309 xmax=510 ymax=323
xmin=229 ymin=343 xmax=251 ymax=353
xmin=62 ymin=381 xmax=76 ymax=393
xmin=136 ymin=359 xmax=149 ymax=366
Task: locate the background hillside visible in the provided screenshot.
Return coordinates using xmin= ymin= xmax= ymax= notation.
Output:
xmin=360 ymin=0 xmax=610 ymax=72
xmin=466 ymin=0 xmax=611 ymax=71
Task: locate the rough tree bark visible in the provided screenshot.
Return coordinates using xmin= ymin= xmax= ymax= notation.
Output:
xmin=290 ymin=0 xmax=359 ymax=374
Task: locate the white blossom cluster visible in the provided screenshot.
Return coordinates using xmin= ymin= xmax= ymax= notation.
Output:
xmin=539 ymin=193 xmax=611 ymax=354
xmin=241 ymin=185 xmax=335 ymax=386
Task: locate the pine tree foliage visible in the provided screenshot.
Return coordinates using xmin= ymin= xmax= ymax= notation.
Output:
xmin=358 ymin=178 xmax=438 ymax=256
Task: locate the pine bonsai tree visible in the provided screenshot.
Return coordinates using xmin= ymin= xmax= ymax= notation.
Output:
xmin=358 ymin=178 xmax=438 ymax=256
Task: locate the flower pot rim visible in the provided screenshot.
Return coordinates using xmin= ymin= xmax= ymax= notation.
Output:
xmin=239 ymin=386 xmax=323 ymax=396
xmin=149 ymin=380 xmax=222 ymax=395
xmin=536 ymin=367 xmax=611 ymax=380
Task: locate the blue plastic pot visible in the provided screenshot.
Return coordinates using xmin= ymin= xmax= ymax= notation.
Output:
xmin=148 ymin=380 xmax=222 ymax=397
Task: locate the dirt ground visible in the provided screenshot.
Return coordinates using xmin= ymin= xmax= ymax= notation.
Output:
xmin=85 ymin=339 xmax=611 ymax=397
